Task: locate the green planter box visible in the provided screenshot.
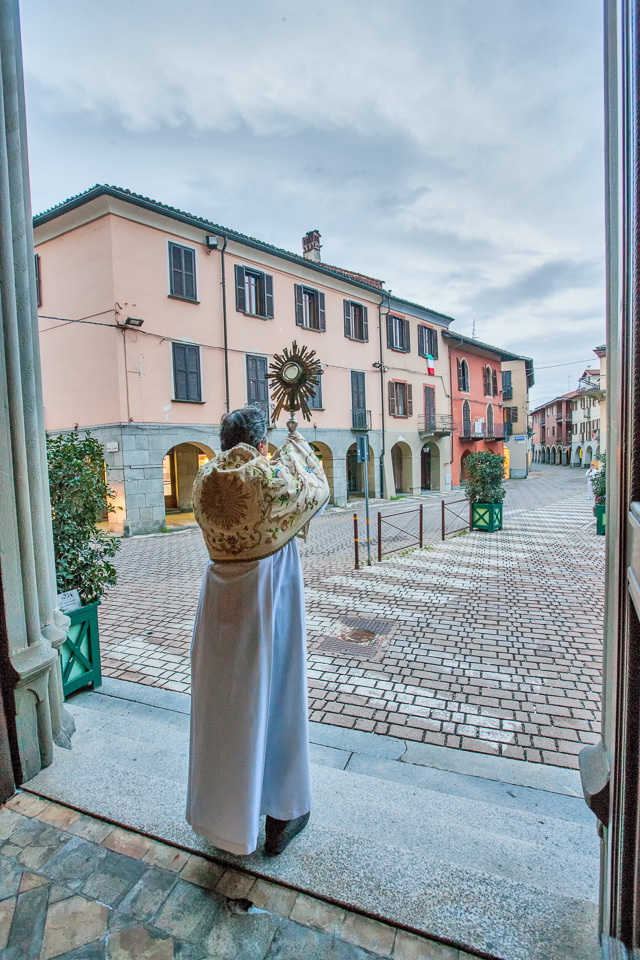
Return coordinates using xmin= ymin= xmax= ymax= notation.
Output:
xmin=60 ymin=601 xmax=102 ymax=697
xmin=471 ymin=502 xmax=503 ymax=532
xmin=594 ymin=502 xmax=606 ymax=536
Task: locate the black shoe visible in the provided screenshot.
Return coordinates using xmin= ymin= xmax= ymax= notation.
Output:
xmin=263 ymin=812 xmax=310 ymax=856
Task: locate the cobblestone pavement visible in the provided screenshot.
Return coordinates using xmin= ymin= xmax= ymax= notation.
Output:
xmin=1 ymin=792 xmax=476 ymax=960
xmin=97 ymin=466 xmax=604 ymax=769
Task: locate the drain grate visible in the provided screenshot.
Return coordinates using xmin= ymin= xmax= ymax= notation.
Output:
xmin=316 ymin=616 xmax=396 ymax=661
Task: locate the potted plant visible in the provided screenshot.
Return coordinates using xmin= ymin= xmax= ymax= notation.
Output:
xmin=47 ymin=432 xmax=120 ymax=696
xmin=464 ymin=451 xmax=506 ymax=532
xmin=592 ymin=453 xmax=606 ymax=536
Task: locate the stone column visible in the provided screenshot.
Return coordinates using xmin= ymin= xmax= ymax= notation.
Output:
xmin=0 ymin=0 xmax=74 ymax=782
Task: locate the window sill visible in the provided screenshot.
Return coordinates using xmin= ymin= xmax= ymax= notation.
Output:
xmin=345 ymin=335 xmax=368 ymax=343
xmin=389 ymin=346 xmax=410 ymax=353
xmin=242 ymin=311 xmax=272 ymax=320
xmin=308 ymin=408 xmax=325 ymax=412
xmin=390 ymin=414 xmax=410 ymax=419
xmin=168 ymin=294 xmax=200 ymax=304
xmin=297 ymin=324 xmax=325 ymax=332
xmin=172 ymin=398 xmax=205 ymax=404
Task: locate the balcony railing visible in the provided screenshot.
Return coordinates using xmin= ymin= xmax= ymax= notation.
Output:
xmin=352 ymin=408 xmax=372 ymax=431
xmin=502 ymin=386 xmax=513 ymax=400
xmin=486 ymin=422 xmax=505 ymax=440
xmin=417 ymin=414 xmax=455 ymax=435
xmin=459 ymin=421 xmax=505 ymax=441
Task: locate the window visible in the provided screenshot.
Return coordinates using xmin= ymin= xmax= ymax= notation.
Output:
xmin=169 ymin=243 xmax=197 ymax=301
xmin=344 ymin=300 xmax=368 ymax=341
xmin=487 ymin=403 xmax=494 ymax=435
xmin=483 ymin=366 xmax=492 ymax=396
xmin=502 ymin=370 xmax=512 ymax=399
xmin=172 ymin=342 xmax=202 ymax=402
xmin=462 ymin=400 xmax=471 ymax=436
xmin=424 ymin=385 xmax=436 ymax=429
xmin=294 ymin=284 xmax=326 ymax=331
xmin=491 ymin=369 xmax=498 ymax=396
xmin=246 ymin=355 xmax=269 ymax=414
xmin=505 ymin=406 xmax=519 ymax=424
xmin=308 ymin=372 xmax=323 ymax=409
xmin=388 ymin=380 xmax=412 ymax=417
xmin=387 ymin=315 xmax=410 ymax=352
xmin=235 ymin=265 xmax=274 ymax=318
xmin=35 ymin=253 xmax=42 ymax=307
xmin=457 ymin=358 xmax=470 ymax=392
xmin=418 ymin=325 xmax=438 ymax=359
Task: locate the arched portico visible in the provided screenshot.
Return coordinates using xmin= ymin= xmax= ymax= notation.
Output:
xmin=163 ymin=441 xmax=215 ymax=516
xmin=460 ymin=450 xmax=473 ymax=483
xmin=311 ymin=441 xmax=335 ymax=503
xmin=421 ymin=441 xmax=441 ymax=491
xmin=584 ymin=446 xmax=593 ymax=467
xmin=391 ymin=440 xmax=413 ymax=494
xmin=346 ymin=441 xmax=375 ymax=498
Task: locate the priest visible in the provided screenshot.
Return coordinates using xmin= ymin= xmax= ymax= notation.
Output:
xmin=186 ymin=404 xmax=330 ymax=857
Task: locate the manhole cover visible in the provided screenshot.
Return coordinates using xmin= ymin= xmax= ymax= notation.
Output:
xmin=316 ymin=617 xmax=396 ymax=661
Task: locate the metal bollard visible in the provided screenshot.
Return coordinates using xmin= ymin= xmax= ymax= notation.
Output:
xmin=353 ymin=513 xmax=359 ymax=569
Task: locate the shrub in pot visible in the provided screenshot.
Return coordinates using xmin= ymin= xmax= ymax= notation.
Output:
xmin=47 ymin=432 xmax=120 ymax=694
xmin=592 ymin=453 xmax=606 ymax=535
xmin=464 ymin=451 xmax=507 ymax=532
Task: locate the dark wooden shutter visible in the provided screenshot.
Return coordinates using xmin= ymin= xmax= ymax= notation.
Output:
xmin=387 ymin=315 xmax=394 ymax=349
xmin=418 ymin=325 xmax=425 ymax=357
xmin=263 ymin=274 xmax=274 ymax=318
xmin=183 ymin=248 xmax=196 ymax=300
xmin=429 ymin=327 xmax=439 ymax=359
xmin=318 ymin=292 xmax=326 ymax=331
xmin=406 ymin=383 xmax=413 ymax=416
xmin=235 ymin=265 xmax=246 ymax=311
xmin=351 ymin=370 xmax=365 ymax=409
xmin=34 ymin=253 xmax=41 ymax=307
xmin=173 ymin=343 xmax=187 ymax=399
xmin=457 ymin=359 xmax=463 ymax=390
xmin=388 ymin=381 xmax=396 ymax=416
xmin=492 ymin=369 xmax=498 ymax=396
xmin=344 ymin=300 xmax=352 ymax=338
xmin=186 ymin=345 xmax=201 ymax=400
xmin=424 ymin=385 xmax=435 ymax=426
xmin=402 ymin=319 xmax=410 ymax=352
xmin=294 ymin=284 xmax=304 ymax=326
xmin=362 ymin=305 xmax=368 ymax=341
xmin=511 ymin=406 xmax=519 ymax=422
xmin=170 ymin=244 xmax=184 ymax=298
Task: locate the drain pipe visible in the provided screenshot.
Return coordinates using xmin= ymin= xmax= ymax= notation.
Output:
xmin=377 ymin=292 xmax=391 ymax=496
xmin=220 ymin=236 xmax=230 ymax=413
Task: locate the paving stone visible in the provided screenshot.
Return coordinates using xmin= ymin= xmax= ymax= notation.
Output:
xmin=203 ymin=907 xmax=282 ymax=959
xmin=0 ymin=896 xmax=16 ymax=949
xmin=81 ymin=847 xmax=148 ymax=908
xmin=42 ymin=835 xmax=107 ymax=883
xmin=117 ymin=866 xmax=177 ymax=921
xmin=67 ymin=815 xmax=115 ymax=844
xmin=40 ymin=895 xmax=109 ymax=960
xmin=5 ymin=883 xmax=50 ymax=959
xmin=107 ymin=923 xmax=173 ymax=959
xmin=289 ymin=893 xmax=345 ymax=936
xmin=179 ymin=854 xmax=225 ymax=890
xmin=249 ymin=878 xmax=299 ymax=918
xmin=102 ymin=827 xmax=154 ymax=860
xmin=215 ymin=867 xmax=255 ymax=899
xmin=393 ymin=930 xmax=458 ymax=960
xmin=342 ymin=913 xmax=396 ymax=956
xmin=142 ymin=839 xmax=190 ymax=873
xmin=153 ymin=878 xmax=226 ymax=943
xmin=36 ymin=801 xmax=83 ymax=830
xmin=19 ymin=871 xmax=48 ymax=893
xmin=53 ymin=939 xmax=108 ymax=959
xmin=0 ymin=807 xmax=26 ymax=840
xmin=0 ymin=854 xmax=23 ymax=900
xmin=265 ymin=920 xmax=377 ymax=959
xmin=5 ymin=793 xmax=50 ymax=817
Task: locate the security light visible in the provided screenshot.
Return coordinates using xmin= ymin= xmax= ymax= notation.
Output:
xmin=125 ymin=317 xmax=144 ymax=327
xmin=206 ymin=235 xmax=219 ymax=249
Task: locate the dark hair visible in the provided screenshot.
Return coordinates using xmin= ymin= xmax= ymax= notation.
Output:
xmin=220 ymin=405 xmax=268 ymax=451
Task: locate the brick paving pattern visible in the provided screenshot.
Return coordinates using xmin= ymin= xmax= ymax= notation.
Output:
xmin=97 ymin=465 xmax=604 ymax=769
xmin=1 ymin=792 xmax=472 ymax=959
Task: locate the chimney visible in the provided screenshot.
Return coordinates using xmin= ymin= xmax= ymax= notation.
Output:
xmin=302 ymin=229 xmax=322 ymax=263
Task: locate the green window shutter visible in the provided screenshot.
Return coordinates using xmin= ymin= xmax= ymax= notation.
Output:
xmin=183 ymin=248 xmax=196 ymax=300
xmin=173 ymin=343 xmax=188 ymax=399
xmin=387 ymin=316 xmax=394 ymax=349
xmin=318 ymin=292 xmax=326 ymax=331
xmin=417 ymin=325 xmax=425 ymax=357
xmin=186 ymin=345 xmax=201 ymax=401
xmin=170 ymin=244 xmax=183 ymax=298
xmin=457 ymin=359 xmax=463 ymax=390
xmin=429 ymin=327 xmax=438 ymax=359
xmin=264 ymin=274 xmax=274 ymax=318
xmin=344 ymin=300 xmax=352 ymax=338
xmin=511 ymin=406 xmax=519 ymax=422
xmin=388 ymin=380 xmax=396 ymax=416
xmin=406 ymin=382 xmax=413 ymax=416
xmin=235 ymin=265 xmax=246 ymax=311
xmin=294 ymin=284 xmax=304 ymax=326
xmin=424 ymin=385 xmax=435 ymax=425
xmin=362 ymin=305 xmax=368 ymax=342
xmin=402 ymin=319 xmax=410 ymax=352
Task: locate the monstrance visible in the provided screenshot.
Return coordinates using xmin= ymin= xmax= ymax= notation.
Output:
xmin=267 ymin=341 xmax=322 ymax=433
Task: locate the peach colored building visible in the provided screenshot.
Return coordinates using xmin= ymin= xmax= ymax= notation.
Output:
xmin=34 ymin=185 xmax=458 ymax=534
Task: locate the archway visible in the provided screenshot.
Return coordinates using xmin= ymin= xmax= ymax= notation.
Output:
xmin=556 ymin=446 xmax=563 ymax=465
xmin=584 ymin=446 xmax=593 ymax=468
xmin=391 ymin=440 xmax=413 ymax=494
xmin=574 ymin=446 xmax=583 ymax=467
xmin=421 ymin=441 xmax=441 ymax=491
xmin=460 ymin=450 xmax=473 ymax=483
xmin=310 ymin=441 xmax=335 ymax=503
xmin=163 ymin=442 xmax=215 ymax=517
xmin=346 ymin=442 xmax=375 ymax=498
xmin=551 ymin=448 xmax=556 ymax=465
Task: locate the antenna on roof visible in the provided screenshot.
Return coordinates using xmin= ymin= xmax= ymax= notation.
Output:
xmin=472 ymin=319 xmax=477 ymax=339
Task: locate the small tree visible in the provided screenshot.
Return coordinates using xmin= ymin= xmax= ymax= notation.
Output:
xmin=464 ymin=451 xmax=506 ymax=504
xmin=592 ymin=453 xmax=607 ymax=504
xmin=47 ymin=432 xmax=120 ymax=604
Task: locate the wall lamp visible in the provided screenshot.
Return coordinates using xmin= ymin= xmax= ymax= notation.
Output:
xmin=372 ymin=361 xmax=389 ymax=372
xmin=125 ymin=317 xmax=144 ymax=327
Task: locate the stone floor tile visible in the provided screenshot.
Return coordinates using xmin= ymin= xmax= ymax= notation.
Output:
xmin=0 ymin=854 xmax=23 ymax=900
xmin=179 ymin=854 xmax=225 ymax=890
xmin=0 ymin=896 xmax=16 ymax=949
xmin=342 ymin=913 xmax=396 ymax=956
xmin=248 ymin=878 xmax=298 ymax=918
xmin=289 ymin=893 xmax=346 ymax=936
xmin=0 ymin=806 xmax=25 ymax=841
xmin=265 ymin=921 xmax=376 ymax=959
xmin=6 ymin=884 xmax=50 ymax=958
xmin=142 ymin=839 xmax=190 ymax=873
xmin=117 ymin=866 xmax=177 ymax=922
xmin=49 ymin=881 xmax=78 ymax=904
xmin=42 ymin=835 xmax=107 ymax=883
xmin=4 ymin=793 xmax=50 ymax=817
xmin=40 ymin=895 xmax=109 ymax=960
xmin=393 ymin=930 xmax=458 ymax=960
xmin=152 ymin=878 xmax=226 ymax=944
xmin=101 ymin=826 xmax=154 ymax=860
xmin=54 ymin=939 xmax=107 ymax=959
xmin=8 ymin=813 xmax=50 ymax=848
xmin=203 ymin=908 xmax=282 ymax=960
xmin=215 ymin=867 xmax=256 ymax=900
xmin=16 ymin=832 xmax=70 ymax=872
xmin=107 ymin=923 xmax=173 ymax=959
xmin=36 ymin=801 xmax=83 ymax=830
xmin=67 ymin=814 xmax=115 ymax=844
xmin=81 ymin=848 xmax=148 ymax=908
xmin=0 ymin=842 xmax=22 ymax=859
xmin=19 ymin=870 xmax=48 ymax=893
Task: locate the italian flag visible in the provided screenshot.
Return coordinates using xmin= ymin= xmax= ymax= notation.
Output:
xmin=427 ymin=354 xmax=435 ymax=375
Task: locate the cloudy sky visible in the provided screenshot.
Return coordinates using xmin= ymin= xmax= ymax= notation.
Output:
xmin=20 ymin=0 xmax=605 ymax=408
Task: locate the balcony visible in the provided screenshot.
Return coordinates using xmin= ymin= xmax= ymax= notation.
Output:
xmin=417 ymin=414 xmax=455 ymax=436
xmin=486 ymin=422 xmax=505 ymax=440
xmin=540 ymin=418 xmax=546 ymax=427
xmin=459 ymin=422 xmax=486 ymax=441
xmin=502 ymin=386 xmax=513 ymax=400
xmin=352 ymin=408 xmax=372 ymax=431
